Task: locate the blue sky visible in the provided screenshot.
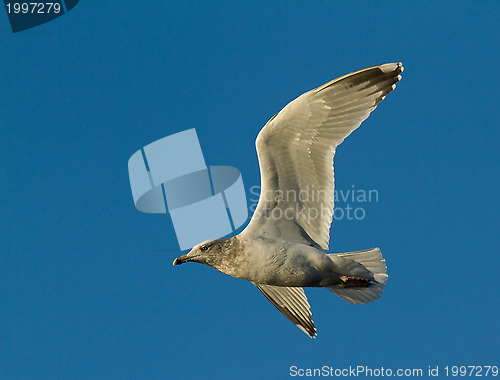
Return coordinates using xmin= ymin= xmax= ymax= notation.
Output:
xmin=1 ymin=1 xmax=499 ymax=379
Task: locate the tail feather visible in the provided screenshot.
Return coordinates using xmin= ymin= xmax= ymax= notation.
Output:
xmin=326 ymin=248 xmax=387 ymax=305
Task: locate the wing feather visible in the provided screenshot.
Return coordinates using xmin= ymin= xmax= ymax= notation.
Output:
xmin=242 ymin=63 xmax=403 ymax=250
xmin=253 ymin=283 xmax=316 ymax=338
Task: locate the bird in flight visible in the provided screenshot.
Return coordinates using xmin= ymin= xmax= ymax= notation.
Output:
xmin=173 ymin=63 xmax=403 ymax=337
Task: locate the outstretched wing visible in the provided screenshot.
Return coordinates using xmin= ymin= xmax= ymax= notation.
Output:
xmin=253 ymin=283 xmax=316 ymax=338
xmin=242 ymin=63 xmax=403 ymax=250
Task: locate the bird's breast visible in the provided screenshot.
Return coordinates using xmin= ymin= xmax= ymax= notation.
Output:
xmin=217 ymin=237 xmax=339 ymax=287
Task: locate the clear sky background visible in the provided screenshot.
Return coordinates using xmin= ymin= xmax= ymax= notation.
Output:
xmin=1 ymin=2 xmax=499 ymax=379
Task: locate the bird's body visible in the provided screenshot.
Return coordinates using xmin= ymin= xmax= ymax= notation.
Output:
xmin=203 ymin=236 xmax=345 ymax=287
xmin=174 ymin=62 xmax=403 ymax=337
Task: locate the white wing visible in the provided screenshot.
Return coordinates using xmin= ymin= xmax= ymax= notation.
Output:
xmin=253 ymin=283 xmax=316 ymax=337
xmin=242 ymin=63 xmax=403 ymax=250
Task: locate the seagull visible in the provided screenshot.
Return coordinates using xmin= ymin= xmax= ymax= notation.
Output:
xmin=173 ymin=63 xmax=403 ymax=337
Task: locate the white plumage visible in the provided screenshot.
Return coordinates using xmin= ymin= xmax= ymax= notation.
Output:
xmin=174 ymin=63 xmax=403 ymax=337
xmin=243 ymin=62 xmax=403 ymax=250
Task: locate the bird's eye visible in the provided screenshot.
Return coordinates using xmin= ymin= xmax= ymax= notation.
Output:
xmin=200 ymin=245 xmax=208 ymax=252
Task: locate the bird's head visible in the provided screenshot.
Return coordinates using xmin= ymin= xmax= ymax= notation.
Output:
xmin=172 ymin=239 xmax=225 ymax=267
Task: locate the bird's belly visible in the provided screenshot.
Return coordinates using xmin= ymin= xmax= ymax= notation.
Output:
xmin=226 ymin=243 xmax=342 ymax=287
xmin=251 ymin=264 xmax=339 ymax=287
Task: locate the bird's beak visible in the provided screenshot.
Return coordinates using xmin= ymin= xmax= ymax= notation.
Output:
xmin=173 ymin=253 xmax=196 ymax=266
